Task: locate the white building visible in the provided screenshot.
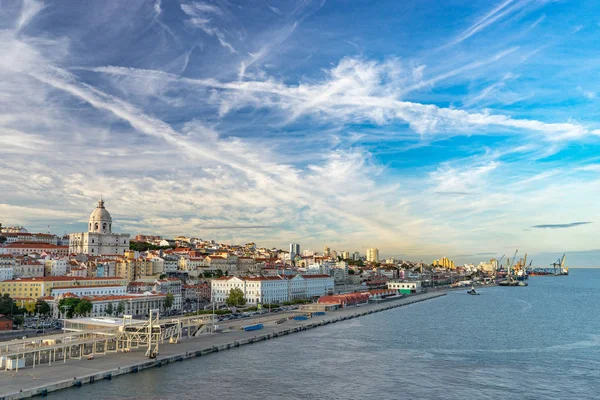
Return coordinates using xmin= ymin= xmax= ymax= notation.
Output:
xmin=44 ymin=257 xmax=67 ymax=276
xmin=47 ymin=292 xmax=166 ymax=319
xmin=162 ymin=256 xmax=179 ymax=272
xmin=211 ymin=274 xmax=334 ymax=305
xmin=302 ymin=274 xmax=335 ymax=298
xmin=51 ymin=285 xmax=127 ymax=298
xmin=153 ymin=278 xmax=183 ymax=311
xmin=387 ymin=280 xmax=421 ymax=294
xmin=0 ymin=254 xmax=16 ymax=282
xmin=69 ymin=199 xmax=130 ymax=256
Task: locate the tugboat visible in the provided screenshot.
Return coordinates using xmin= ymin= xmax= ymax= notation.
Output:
xmin=467 ymin=285 xmax=480 ymax=295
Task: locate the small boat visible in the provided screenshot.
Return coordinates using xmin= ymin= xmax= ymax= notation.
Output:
xmin=243 ymin=324 xmax=264 ymax=332
xmin=467 ymin=286 xmax=479 ymax=295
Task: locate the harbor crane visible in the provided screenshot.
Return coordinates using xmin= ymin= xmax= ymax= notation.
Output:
xmin=550 ymin=253 xmax=567 ymax=275
xmin=511 ymin=249 xmax=519 ymax=267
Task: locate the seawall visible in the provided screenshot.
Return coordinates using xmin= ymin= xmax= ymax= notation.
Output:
xmin=0 ymin=292 xmax=446 ymax=400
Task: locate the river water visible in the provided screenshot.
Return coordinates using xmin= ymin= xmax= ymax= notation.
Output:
xmin=55 ymin=269 xmax=600 ymax=399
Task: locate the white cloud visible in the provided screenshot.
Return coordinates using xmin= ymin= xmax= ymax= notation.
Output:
xmin=444 ymin=0 xmax=527 ymax=47
xmin=16 ymin=0 xmax=45 ymax=32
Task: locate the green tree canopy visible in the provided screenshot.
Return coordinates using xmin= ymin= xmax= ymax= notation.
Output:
xmin=225 ymin=288 xmax=245 ymax=307
xmin=0 ymin=294 xmax=23 ymax=316
xmin=58 ymin=298 xmax=81 ymax=319
xmin=35 ymin=299 xmax=51 ymax=316
xmin=105 ymin=302 xmax=114 ymax=316
xmin=215 ymin=269 xmax=224 ymax=278
xmin=74 ymin=299 xmax=93 ymax=317
xmin=164 ymin=293 xmax=174 ymax=310
xmin=117 ymin=301 xmax=126 ymax=316
xmin=129 ymin=242 xmax=174 ymax=252
xmin=13 ymin=315 xmax=24 ymax=326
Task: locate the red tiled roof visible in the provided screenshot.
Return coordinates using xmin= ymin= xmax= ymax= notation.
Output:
xmin=301 ymin=274 xmax=331 ymax=279
xmin=1 ymin=276 xmax=126 ymax=282
xmin=52 ymin=284 xmax=125 ymax=289
xmin=4 ymin=243 xmax=67 ymax=249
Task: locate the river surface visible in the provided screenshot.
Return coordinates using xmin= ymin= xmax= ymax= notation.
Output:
xmin=55 ymin=269 xmax=600 ymax=399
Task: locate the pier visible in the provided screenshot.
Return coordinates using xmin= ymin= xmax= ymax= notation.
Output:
xmin=0 ymin=291 xmax=445 ymax=399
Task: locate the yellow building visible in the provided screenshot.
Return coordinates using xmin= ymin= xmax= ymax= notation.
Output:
xmin=433 ymin=257 xmax=455 ymax=269
xmin=0 ymin=276 xmax=128 ymax=299
xmin=366 ymin=248 xmax=379 ymax=263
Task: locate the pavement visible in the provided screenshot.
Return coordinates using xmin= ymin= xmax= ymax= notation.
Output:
xmin=0 ymin=292 xmax=446 ymax=398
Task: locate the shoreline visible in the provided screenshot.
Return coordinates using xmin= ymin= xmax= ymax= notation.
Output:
xmin=0 ymin=292 xmax=446 ymax=400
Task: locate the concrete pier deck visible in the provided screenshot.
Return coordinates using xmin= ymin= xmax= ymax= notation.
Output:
xmin=0 ymin=291 xmax=446 ymax=399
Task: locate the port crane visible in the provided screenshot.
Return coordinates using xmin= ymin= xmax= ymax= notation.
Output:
xmin=549 ymin=253 xmax=567 ymax=275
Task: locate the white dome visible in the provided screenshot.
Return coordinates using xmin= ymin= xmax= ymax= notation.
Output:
xmin=88 ymin=199 xmax=113 ymax=234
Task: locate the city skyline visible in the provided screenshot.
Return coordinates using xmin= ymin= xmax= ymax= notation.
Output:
xmin=1 ymin=1 xmax=600 ymax=266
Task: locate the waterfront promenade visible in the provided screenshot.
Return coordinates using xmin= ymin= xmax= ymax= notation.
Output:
xmin=0 ymin=291 xmax=446 ymax=399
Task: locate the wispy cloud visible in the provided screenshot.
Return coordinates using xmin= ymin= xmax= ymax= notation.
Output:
xmin=181 ymin=2 xmax=236 ymax=53
xmin=2 ymin=0 xmax=600 ymax=264
xmin=444 ymin=0 xmax=528 ymax=47
xmin=202 ymin=225 xmax=279 ymax=230
xmin=532 ymin=222 xmax=592 ymax=229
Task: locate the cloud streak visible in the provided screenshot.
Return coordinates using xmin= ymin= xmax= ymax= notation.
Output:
xmin=531 ymin=222 xmax=592 ymax=229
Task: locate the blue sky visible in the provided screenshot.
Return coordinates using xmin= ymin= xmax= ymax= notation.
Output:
xmin=1 ymin=0 xmax=599 ymax=266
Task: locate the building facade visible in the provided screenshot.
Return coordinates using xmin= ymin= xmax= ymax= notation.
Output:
xmin=0 ymin=277 xmax=128 ymax=298
xmin=69 ymin=199 xmax=130 ymax=256
xmin=366 ymin=248 xmax=379 ymax=263
xmin=387 ymin=280 xmax=422 ymax=294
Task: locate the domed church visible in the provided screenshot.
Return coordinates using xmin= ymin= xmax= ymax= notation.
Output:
xmin=69 ymin=199 xmax=130 ymax=255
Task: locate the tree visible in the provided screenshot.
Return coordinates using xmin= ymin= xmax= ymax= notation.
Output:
xmin=159 ymin=273 xmax=167 ymax=280
xmin=117 ymin=301 xmax=126 ymax=316
xmin=74 ymin=299 xmax=93 ymax=317
xmin=58 ymin=298 xmax=81 ymax=319
xmin=0 ymin=294 xmax=16 ymax=315
xmin=13 ymin=315 xmax=24 ymax=327
xmin=164 ymin=293 xmax=174 ymax=310
xmin=225 ymin=288 xmax=245 ymax=307
xmin=203 ymin=271 xmax=213 ymax=278
xmin=215 ymin=269 xmax=224 ymax=278
xmin=105 ymin=303 xmax=114 ymax=316
xmin=35 ymin=299 xmax=51 ymax=316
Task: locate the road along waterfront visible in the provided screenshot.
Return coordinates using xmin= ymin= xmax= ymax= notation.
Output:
xmin=0 ymin=291 xmax=445 ymax=399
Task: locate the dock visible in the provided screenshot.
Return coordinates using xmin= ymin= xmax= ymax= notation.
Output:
xmin=0 ymin=291 xmax=445 ymax=399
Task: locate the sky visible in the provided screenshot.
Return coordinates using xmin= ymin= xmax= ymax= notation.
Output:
xmin=1 ymin=0 xmax=599 ymax=267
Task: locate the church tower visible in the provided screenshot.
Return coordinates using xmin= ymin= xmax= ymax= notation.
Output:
xmin=69 ymin=198 xmax=130 ymax=256
xmin=88 ymin=199 xmax=112 ymax=234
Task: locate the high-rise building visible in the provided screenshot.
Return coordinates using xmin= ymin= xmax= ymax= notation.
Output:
xmin=366 ymin=248 xmax=379 ymax=263
xmin=352 ymin=252 xmax=360 ymax=261
xmin=323 ymin=246 xmax=330 ymax=256
xmin=340 ymin=251 xmax=350 ymax=260
xmin=433 ymin=257 xmax=455 ymax=269
xmin=290 ymin=243 xmax=300 ymax=260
